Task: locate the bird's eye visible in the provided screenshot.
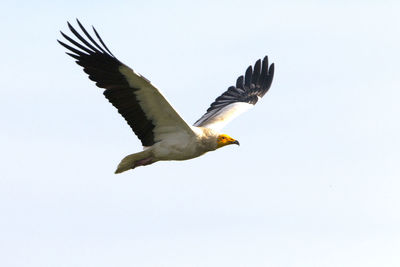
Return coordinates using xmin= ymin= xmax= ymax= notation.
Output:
xmin=221 ymin=136 xmax=225 ymax=139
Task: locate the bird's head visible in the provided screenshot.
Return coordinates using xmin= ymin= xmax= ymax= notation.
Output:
xmin=217 ymin=134 xmax=240 ymax=148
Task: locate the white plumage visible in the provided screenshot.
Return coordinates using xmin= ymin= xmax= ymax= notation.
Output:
xmin=58 ymin=20 xmax=275 ymax=173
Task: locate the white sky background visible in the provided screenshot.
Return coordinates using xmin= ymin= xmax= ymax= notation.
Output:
xmin=1 ymin=0 xmax=400 ymax=266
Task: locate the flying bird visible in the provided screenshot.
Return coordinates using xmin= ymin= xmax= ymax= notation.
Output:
xmin=58 ymin=20 xmax=275 ymax=174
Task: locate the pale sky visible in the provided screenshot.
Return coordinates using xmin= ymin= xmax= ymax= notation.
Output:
xmin=1 ymin=1 xmax=400 ymax=266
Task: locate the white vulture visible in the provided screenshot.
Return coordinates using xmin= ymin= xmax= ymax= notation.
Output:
xmin=58 ymin=20 xmax=275 ymax=174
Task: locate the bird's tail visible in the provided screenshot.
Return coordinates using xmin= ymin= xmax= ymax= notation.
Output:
xmin=115 ymin=150 xmax=154 ymax=174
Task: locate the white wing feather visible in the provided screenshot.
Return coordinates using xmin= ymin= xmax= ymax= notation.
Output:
xmin=196 ymin=102 xmax=253 ymax=131
xmin=119 ymin=65 xmax=195 ymax=141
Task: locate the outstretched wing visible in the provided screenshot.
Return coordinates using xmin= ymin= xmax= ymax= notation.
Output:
xmin=58 ymin=20 xmax=194 ymax=147
xmin=194 ymin=56 xmax=274 ymax=131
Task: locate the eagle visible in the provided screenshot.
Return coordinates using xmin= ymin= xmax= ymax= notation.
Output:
xmin=58 ymin=20 xmax=275 ymax=174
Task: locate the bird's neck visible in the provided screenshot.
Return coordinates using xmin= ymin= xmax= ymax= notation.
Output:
xmin=192 ymin=126 xmax=219 ymax=151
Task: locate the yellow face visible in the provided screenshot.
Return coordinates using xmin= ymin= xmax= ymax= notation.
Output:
xmin=217 ymin=134 xmax=240 ymax=148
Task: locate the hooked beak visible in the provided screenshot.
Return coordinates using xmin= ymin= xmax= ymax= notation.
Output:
xmin=232 ymin=140 xmax=240 ymax=146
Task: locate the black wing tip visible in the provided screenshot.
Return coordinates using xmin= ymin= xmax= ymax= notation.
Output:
xmin=56 ymin=39 xmax=67 ymax=50
xmin=244 ymin=65 xmax=253 ymax=86
xmin=66 ymin=18 xmax=83 ymax=25
xmin=59 ymin=19 xmax=118 ymax=59
xmin=269 ymin=63 xmax=275 ymax=75
xmin=236 ymin=75 xmax=244 ymax=89
xmin=243 ymin=55 xmax=275 ymax=94
xmin=57 ymin=38 xmax=71 ymax=50
xmin=259 ymin=55 xmax=274 ymax=78
xmin=261 ymin=55 xmax=275 ymax=66
xmin=67 ymin=21 xmax=75 ymax=31
xmin=270 ymin=62 xmax=275 ymax=68
xmin=75 ymin=18 xmax=86 ymax=30
xmin=59 ymin=30 xmax=68 ymax=39
xmin=246 ymin=65 xmax=253 ymax=73
xmin=247 ymin=55 xmax=274 ymax=75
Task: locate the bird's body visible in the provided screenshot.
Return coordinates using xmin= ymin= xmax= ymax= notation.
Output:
xmin=144 ymin=127 xmax=217 ymax=161
xmin=152 ymin=127 xmax=215 ymax=160
xmin=58 ymin=20 xmax=274 ymax=173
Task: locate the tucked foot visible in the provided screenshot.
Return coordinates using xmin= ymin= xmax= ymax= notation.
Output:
xmin=131 ymin=157 xmax=153 ymax=169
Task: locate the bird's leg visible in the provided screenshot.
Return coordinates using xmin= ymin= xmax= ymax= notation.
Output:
xmin=132 ymin=157 xmax=154 ymax=169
